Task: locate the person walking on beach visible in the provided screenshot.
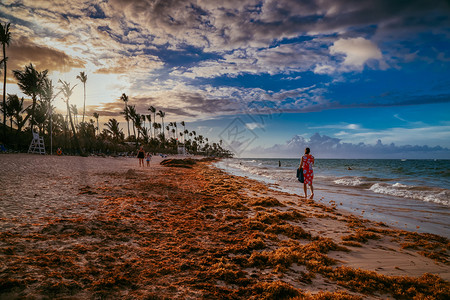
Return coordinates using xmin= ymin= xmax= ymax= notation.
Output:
xmin=137 ymin=146 xmax=146 ymax=167
xmin=299 ymin=147 xmax=314 ymax=199
xmin=146 ymin=152 xmax=152 ymax=167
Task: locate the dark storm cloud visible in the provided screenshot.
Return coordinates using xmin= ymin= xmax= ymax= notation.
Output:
xmin=105 ymin=0 xmax=449 ymax=50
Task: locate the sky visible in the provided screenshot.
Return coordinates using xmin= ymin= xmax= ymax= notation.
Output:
xmin=1 ymin=0 xmax=450 ymax=158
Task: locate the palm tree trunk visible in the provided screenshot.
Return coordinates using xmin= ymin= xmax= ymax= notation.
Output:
xmin=29 ymin=95 xmax=37 ymax=134
xmin=125 ymin=105 xmax=130 ymax=138
xmin=153 ymin=112 xmax=156 ymax=138
xmin=66 ymin=101 xmax=83 ymax=155
xmin=82 ymin=82 xmax=86 ymax=123
xmin=2 ymin=43 xmax=7 ymax=141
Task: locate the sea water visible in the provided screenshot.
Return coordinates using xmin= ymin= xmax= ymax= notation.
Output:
xmin=216 ymin=158 xmax=450 ymax=238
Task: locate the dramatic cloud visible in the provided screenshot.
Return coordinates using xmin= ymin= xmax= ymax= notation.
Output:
xmin=8 ymin=37 xmax=85 ymax=80
xmin=94 ymin=55 xmax=163 ymax=75
xmin=2 ymin=0 xmax=449 ymax=156
xmin=330 ymin=37 xmax=382 ymax=69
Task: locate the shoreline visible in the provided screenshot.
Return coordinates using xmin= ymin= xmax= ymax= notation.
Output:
xmin=215 ymin=158 xmax=450 ymax=239
xmin=1 ymin=154 xmax=449 ymax=298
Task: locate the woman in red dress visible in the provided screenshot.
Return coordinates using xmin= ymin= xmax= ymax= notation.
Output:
xmin=299 ymin=147 xmax=314 ymax=199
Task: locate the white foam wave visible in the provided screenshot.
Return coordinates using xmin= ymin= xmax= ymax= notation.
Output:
xmin=334 ymin=178 xmax=364 ymax=186
xmin=392 ymin=182 xmax=408 ymax=188
xmin=369 ymin=183 xmax=449 ymax=206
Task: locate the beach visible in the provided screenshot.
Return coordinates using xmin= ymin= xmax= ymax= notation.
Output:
xmin=0 ymin=154 xmax=449 ymax=299
xmin=216 ymin=158 xmax=450 ymax=238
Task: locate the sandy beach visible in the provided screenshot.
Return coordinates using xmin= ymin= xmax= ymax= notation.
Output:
xmin=0 ymin=154 xmax=449 ymax=299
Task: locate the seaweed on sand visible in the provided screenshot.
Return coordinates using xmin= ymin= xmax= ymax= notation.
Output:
xmin=1 ymin=162 xmax=448 ymax=299
xmin=160 ymin=158 xmax=197 ymax=168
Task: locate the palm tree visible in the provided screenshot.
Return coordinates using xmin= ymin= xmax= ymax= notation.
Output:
xmin=120 ymin=105 xmax=130 ymax=139
xmin=168 ymin=122 xmax=173 ymax=138
xmin=4 ymin=94 xmax=15 ymax=133
xmin=33 ymin=102 xmax=47 ymax=134
xmin=40 ymin=78 xmax=60 ymax=141
xmin=157 ymin=110 xmax=165 ymax=140
xmin=6 ymin=94 xmax=23 ymax=130
xmin=8 ymin=94 xmax=25 ymax=146
xmin=76 ymin=71 xmax=87 ymax=123
xmin=120 ymin=93 xmax=130 ymax=138
xmin=153 ymin=122 xmax=159 ymax=137
xmin=173 ymin=122 xmax=178 ymax=142
xmin=146 ymin=114 xmax=152 ymax=138
xmin=93 ymin=112 xmax=99 ymax=135
xmin=134 ymin=113 xmax=143 ymax=142
xmin=148 ymin=106 xmax=156 ymax=138
xmin=141 ymin=114 xmax=146 ymax=133
xmin=58 ymin=80 xmax=83 ymax=155
xmin=156 ymin=123 xmax=162 ymax=137
xmin=165 ymin=125 xmax=170 ymax=139
xmin=180 ymin=121 xmax=186 ymax=142
xmin=1 ymin=22 xmax=11 ymax=140
xmin=184 ymin=129 xmax=189 ymax=143
xmin=104 ymin=118 xmax=123 ymax=143
xmin=13 ymin=63 xmax=48 ymax=134
xmin=127 ymin=105 xmax=137 ymax=141
xmin=70 ymin=104 xmax=78 ymax=127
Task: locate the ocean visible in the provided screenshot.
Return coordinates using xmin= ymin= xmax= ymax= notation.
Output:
xmin=215 ymin=158 xmax=450 ymax=238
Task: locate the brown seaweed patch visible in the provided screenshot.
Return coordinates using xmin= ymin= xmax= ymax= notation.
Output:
xmin=299 ymin=290 xmax=363 ymax=300
xmin=341 ymin=241 xmax=363 ymax=248
xmin=252 ymin=210 xmax=305 ymax=225
xmin=265 ymin=224 xmax=311 ymax=240
xmin=249 ymin=196 xmax=285 ymax=207
xmin=246 ymin=236 xmax=267 ymax=250
xmin=341 ymin=229 xmax=381 ymax=243
xmin=251 ymin=281 xmax=300 ymax=299
xmin=322 ymin=267 xmax=450 ymax=299
xmin=247 ymin=239 xmax=343 ymax=271
xmin=160 ymin=158 xmax=197 ymax=168
xmin=208 ymin=259 xmax=250 ymax=285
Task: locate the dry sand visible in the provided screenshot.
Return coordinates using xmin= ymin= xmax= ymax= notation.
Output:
xmin=0 ymin=154 xmax=449 ymax=299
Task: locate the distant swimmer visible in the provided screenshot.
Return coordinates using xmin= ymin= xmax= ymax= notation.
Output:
xmin=347 ymin=167 xmax=352 ymax=170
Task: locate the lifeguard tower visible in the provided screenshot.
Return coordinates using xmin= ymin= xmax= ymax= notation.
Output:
xmin=28 ymin=130 xmax=46 ymax=154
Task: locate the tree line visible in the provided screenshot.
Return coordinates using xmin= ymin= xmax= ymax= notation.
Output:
xmin=0 ymin=22 xmax=232 ymax=157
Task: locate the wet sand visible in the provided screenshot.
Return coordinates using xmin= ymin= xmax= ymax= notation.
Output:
xmin=0 ymin=154 xmax=449 ymax=299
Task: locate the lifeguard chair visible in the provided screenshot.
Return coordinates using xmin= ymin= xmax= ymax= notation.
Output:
xmin=28 ymin=130 xmax=46 ymax=154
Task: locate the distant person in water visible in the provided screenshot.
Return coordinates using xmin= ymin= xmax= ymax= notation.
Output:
xmin=146 ymin=152 xmax=152 ymax=167
xmin=279 ymin=160 xmax=281 ymax=167
xmin=137 ymin=146 xmax=145 ymax=167
xmin=299 ymin=147 xmax=314 ymax=199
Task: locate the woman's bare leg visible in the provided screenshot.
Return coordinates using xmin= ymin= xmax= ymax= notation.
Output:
xmin=303 ymin=183 xmax=308 ymax=198
xmin=309 ymin=184 xmax=314 ymax=199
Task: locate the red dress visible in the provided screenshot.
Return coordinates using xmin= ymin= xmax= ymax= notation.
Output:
xmin=302 ymin=154 xmax=314 ymax=184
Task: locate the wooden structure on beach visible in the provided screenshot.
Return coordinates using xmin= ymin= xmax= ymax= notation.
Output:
xmin=28 ymin=131 xmax=46 ymax=155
